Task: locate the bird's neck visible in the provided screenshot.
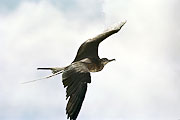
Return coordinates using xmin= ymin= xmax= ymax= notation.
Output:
xmin=86 ymin=58 xmax=104 ymax=72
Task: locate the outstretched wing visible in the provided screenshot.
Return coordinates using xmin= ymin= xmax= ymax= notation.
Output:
xmin=73 ymin=21 xmax=126 ymax=62
xmin=62 ymin=62 xmax=91 ymax=120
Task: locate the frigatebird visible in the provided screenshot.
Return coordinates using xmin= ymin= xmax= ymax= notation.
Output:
xmin=27 ymin=21 xmax=126 ymax=120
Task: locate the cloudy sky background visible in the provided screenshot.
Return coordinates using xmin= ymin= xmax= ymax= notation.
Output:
xmin=0 ymin=0 xmax=180 ymax=120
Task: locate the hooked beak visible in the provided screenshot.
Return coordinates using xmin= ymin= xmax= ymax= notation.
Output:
xmin=108 ymin=59 xmax=116 ymax=62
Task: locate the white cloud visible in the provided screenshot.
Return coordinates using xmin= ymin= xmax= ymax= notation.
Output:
xmin=0 ymin=1 xmax=101 ymax=120
xmin=0 ymin=0 xmax=180 ymax=120
xmin=97 ymin=0 xmax=180 ymax=120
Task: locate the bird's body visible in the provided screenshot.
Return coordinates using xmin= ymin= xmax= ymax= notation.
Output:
xmin=37 ymin=21 xmax=126 ymax=120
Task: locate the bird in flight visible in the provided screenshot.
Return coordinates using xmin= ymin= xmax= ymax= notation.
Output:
xmin=24 ymin=21 xmax=126 ymax=120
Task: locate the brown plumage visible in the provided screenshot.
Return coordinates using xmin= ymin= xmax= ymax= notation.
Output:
xmin=37 ymin=21 xmax=126 ymax=120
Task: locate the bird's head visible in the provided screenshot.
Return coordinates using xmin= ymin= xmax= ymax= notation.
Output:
xmin=100 ymin=58 xmax=115 ymax=66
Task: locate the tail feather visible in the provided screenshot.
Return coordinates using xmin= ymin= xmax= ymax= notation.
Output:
xmin=21 ymin=67 xmax=65 ymax=84
xmin=37 ymin=67 xmax=65 ymax=74
xmin=21 ymin=71 xmax=63 ymax=84
xmin=37 ymin=68 xmax=53 ymax=70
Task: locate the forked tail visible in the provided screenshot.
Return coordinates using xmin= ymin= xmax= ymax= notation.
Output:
xmin=37 ymin=67 xmax=65 ymax=74
xmin=21 ymin=67 xmax=65 ymax=84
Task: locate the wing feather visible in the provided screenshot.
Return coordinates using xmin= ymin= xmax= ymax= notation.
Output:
xmin=73 ymin=21 xmax=126 ymax=62
xmin=62 ymin=62 xmax=91 ymax=120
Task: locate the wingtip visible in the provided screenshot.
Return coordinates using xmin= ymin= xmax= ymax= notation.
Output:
xmin=120 ymin=20 xmax=127 ymax=27
xmin=104 ymin=20 xmax=127 ymax=32
xmin=123 ymin=20 xmax=127 ymax=24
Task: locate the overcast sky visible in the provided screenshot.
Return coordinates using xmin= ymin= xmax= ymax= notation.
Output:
xmin=0 ymin=0 xmax=180 ymax=120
